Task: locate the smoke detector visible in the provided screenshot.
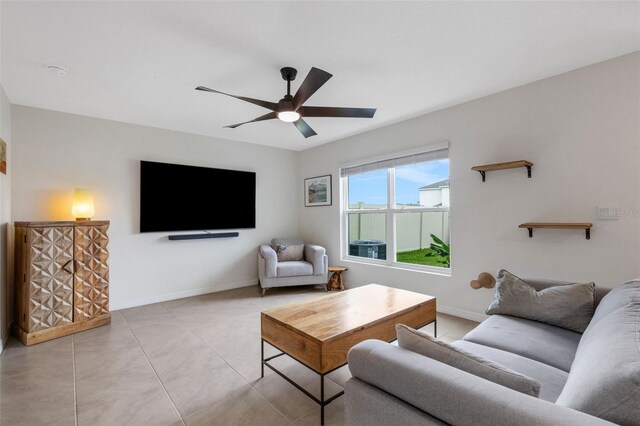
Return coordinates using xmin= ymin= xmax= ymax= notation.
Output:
xmin=47 ymin=65 xmax=69 ymax=77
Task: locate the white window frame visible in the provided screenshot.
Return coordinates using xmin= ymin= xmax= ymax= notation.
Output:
xmin=340 ymin=144 xmax=451 ymax=275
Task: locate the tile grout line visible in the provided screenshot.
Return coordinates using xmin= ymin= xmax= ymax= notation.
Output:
xmin=126 ymin=292 xmax=345 ymax=424
xmin=157 ymin=301 xmax=294 ymax=423
xmin=120 ymin=312 xmax=186 ymax=426
xmin=221 ymin=299 xmax=344 ymax=421
xmin=157 ymin=302 xmax=293 ymax=423
xmin=72 ymin=334 xmax=79 ymax=426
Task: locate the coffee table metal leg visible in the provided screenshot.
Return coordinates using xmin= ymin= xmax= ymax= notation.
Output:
xmin=261 ymin=338 xmax=264 ymax=378
xmin=261 ymin=339 xmax=344 ymax=425
xmin=434 ymin=318 xmax=437 ymax=338
xmin=320 ymin=375 xmax=325 ymax=425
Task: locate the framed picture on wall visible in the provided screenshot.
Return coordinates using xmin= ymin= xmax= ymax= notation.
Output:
xmin=0 ymin=138 xmax=7 ymax=175
xmin=304 ymin=175 xmax=332 ymax=207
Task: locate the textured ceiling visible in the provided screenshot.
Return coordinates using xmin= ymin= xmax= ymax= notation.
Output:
xmin=2 ymin=1 xmax=639 ymax=151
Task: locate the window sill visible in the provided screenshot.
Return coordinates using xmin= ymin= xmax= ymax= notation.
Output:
xmin=341 ymin=256 xmax=452 ymax=277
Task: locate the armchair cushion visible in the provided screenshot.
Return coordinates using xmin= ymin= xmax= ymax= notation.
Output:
xmin=271 ymin=238 xmax=304 ymax=262
xmin=277 ymin=261 xmax=314 ymax=278
xmin=259 ymin=245 xmax=277 ymax=278
xmin=305 ymin=244 xmax=326 ymax=275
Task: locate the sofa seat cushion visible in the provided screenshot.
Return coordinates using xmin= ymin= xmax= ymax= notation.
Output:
xmin=463 ymin=315 xmax=581 ymax=372
xmin=555 ymin=281 xmax=640 ymax=425
xmin=276 ymin=261 xmax=313 ymax=277
xmin=452 ymin=340 xmax=569 ymax=402
xmin=396 ymin=325 xmax=540 ymax=397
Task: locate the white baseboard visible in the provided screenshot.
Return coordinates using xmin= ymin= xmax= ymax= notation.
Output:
xmin=0 ymin=325 xmax=9 ymax=354
xmin=437 ymin=304 xmax=488 ymax=323
xmin=111 ymin=280 xmax=487 ymax=323
xmin=110 ymin=278 xmax=259 ymax=311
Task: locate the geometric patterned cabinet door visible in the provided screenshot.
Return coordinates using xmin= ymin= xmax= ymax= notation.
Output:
xmin=28 ymin=226 xmax=74 ymax=332
xmin=13 ymin=220 xmax=111 ymax=346
xmin=73 ymin=224 xmax=110 ymax=321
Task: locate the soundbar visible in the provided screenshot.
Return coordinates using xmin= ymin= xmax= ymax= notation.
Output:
xmin=168 ymin=232 xmax=239 ymax=241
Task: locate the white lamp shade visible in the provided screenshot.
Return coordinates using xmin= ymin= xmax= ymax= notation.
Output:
xmin=71 ymin=188 xmax=95 ymax=220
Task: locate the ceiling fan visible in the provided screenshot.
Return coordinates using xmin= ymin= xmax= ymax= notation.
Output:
xmin=196 ymin=67 xmax=376 ymax=138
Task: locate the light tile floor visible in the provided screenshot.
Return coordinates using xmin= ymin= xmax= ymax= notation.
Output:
xmin=0 ymin=285 xmax=478 ymax=425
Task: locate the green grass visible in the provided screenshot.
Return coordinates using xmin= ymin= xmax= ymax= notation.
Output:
xmin=396 ymin=248 xmax=449 ymax=267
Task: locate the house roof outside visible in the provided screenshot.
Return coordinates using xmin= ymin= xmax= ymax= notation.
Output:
xmin=419 ymin=179 xmax=450 ymax=190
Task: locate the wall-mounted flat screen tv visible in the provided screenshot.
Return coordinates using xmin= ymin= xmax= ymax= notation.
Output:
xmin=140 ymin=160 xmax=256 ymax=233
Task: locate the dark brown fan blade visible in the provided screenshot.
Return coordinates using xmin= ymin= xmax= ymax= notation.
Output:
xmin=224 ymin=112 xmax=277 ymax=129
xmin=300 ymin=106 xmax=376 ymax=118
xmin=292 ymin=118 xmax=317 ymax=138
xmin=196 ymin=86 xmax=277 ymax=111
xmin=291 ymin=67 xmax=333 ymax=111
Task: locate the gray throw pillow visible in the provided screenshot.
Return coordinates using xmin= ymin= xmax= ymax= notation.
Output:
xmin=396 ymin=324 xmax=540 ymax=397
xmin=271 ymin=238 xmax=304 ymax=262
xmin=486 ymin=270 xmax=595 ymax=333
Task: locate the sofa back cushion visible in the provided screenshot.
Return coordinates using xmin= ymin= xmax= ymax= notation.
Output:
xmin=589 ymin=279 xmax=640 ymax=326
xmin=396 ymin=324 xmax=540 ymax=397
xmin=486 ymin=269 xmax=595 ymax=333
xmin=271 ymin=238 xmax=304 ymax=262
xmin=555 ymin=280 xmax=640 ymax=425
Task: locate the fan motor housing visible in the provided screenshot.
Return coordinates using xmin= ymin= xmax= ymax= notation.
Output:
xmin=280 ymin=67 xmax=297 ymax=81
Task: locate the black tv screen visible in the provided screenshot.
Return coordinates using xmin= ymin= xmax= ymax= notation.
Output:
xmin=140 ymin=161 xmax=256 ymax=233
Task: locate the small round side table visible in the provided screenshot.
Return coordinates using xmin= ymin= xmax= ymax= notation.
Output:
xmin=327 ymin=266 xmax=348 ymax=291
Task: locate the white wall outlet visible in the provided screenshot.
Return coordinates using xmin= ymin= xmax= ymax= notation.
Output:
xmin=597 ymin=205 xmax=620 ymax=220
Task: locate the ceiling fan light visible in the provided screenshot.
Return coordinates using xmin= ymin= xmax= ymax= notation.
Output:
xmin=277 ymin=111 xmax=300 ymax=122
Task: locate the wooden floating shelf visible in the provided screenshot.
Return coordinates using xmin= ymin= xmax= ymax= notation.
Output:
xmin=471 ymin=160 xmax=533 ymax=182
xmin=519 ymin=223 xmax=593 ymax=240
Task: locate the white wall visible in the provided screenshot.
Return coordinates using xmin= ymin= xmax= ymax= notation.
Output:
xmin=299 ymin=53 xmax=640 ymax=321
xmin=0 ymin=1 xmax=14 ymax=351
xmin=0 ymin=88 xmax=11 ymax=349
xmin=11 ymin=107 xmax=300 ymax=309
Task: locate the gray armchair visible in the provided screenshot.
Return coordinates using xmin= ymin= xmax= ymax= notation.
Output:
xmin=258 ymin=238 xmax=328 ymax=296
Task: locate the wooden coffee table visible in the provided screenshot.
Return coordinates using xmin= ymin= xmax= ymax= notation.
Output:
xmin=260 ymin=284 xmax=436 ymax=424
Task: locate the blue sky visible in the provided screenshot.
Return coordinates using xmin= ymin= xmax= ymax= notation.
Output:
xmin=348 ymin=159 xmax=449 ymax=206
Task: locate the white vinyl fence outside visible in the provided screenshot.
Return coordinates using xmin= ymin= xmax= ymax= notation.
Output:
xmin=348 ymin=211 xmax=450 ymax=252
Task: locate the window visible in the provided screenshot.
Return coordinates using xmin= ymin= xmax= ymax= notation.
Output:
xmin=341 ymin=146 xmax=450 ymax=272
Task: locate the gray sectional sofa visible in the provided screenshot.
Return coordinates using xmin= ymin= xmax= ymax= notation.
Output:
xmin=345 ymin=278 xmax=640 ymax=425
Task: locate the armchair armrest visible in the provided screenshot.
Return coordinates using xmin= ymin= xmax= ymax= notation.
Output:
xmin=348 ymin=340 xmax=614 ymax=426
xmin=259 ymin=245 xmax=277 ymax=278
xmin=304 ymin=244 xmax=326 ymax=276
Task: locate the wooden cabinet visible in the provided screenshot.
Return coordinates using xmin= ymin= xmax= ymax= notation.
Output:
xmin=13 ymin=221 xmax=111 ymax=345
